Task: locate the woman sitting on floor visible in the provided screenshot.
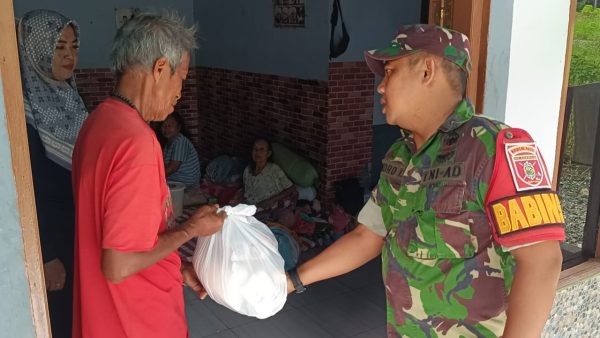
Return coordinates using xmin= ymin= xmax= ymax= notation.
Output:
xmin=239 ymin=138 xmax=297 ymax=227
xmin=161 ymin=112 xmax=201 ymax=188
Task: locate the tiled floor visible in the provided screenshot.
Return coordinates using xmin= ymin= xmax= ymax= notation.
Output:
xmin=185 ymin=257 xmax=386 ymax=338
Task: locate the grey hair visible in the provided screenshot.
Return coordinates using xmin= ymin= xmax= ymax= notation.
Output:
xmin=110 ymin=11 xmax=197 ymax=76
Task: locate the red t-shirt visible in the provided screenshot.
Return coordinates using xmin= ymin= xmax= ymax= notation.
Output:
xmin=72 ymin=98 xmax=185 ymax=338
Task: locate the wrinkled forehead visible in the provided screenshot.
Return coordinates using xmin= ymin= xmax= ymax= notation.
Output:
xmin=175 ymin=52 xmax=191 ymax=74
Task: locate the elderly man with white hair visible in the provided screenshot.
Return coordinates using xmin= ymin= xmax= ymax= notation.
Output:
xmin=72 ymin=11 xmax=225 ymax=338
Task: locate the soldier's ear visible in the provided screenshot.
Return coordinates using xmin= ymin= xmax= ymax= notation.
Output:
xmin=422 ymin=56 xmax=437 ymax=86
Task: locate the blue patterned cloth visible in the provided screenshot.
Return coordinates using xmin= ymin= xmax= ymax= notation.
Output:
xmin=163 ymin=133 xmax=201 ymax=187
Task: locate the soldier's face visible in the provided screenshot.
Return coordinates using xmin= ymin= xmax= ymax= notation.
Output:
xmin=376 ymin=56 xmax=424 ymax=129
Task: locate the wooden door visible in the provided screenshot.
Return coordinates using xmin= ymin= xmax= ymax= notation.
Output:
xmin=428 ymin=0 xmax=491 ymax=114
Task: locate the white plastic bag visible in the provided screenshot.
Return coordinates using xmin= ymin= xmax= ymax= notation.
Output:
xmin=192 ymin=204 xmax=287 ymax=319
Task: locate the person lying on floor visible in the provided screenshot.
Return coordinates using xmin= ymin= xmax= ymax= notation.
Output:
xmin=161 ymin=111 xmax=201 ymax=187
xmin=234 ymin=138 xmax=297 ymax=228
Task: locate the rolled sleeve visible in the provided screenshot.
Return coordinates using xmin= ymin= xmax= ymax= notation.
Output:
xmin=501 ymin=241 xmax=542 ymax=252
xmin=357 ymin=198 xmax=387 ymax=237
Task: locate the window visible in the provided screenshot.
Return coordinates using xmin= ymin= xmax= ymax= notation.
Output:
xmin=557 ymin=3 xmax=600 ymax=268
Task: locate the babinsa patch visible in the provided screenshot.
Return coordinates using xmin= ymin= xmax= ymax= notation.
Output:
xmin=505 ymin=142 xmax=551 ymax=191
xmin=489 ymin=191 xmax=564 ymax=236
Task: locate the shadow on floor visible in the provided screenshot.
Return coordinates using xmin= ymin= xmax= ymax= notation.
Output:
xmin=185 ymin=257 xmax=386 ymax=338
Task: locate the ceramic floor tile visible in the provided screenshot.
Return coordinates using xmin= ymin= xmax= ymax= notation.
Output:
xmin=201 ymin=297 xmax=260 ymax=329
xmin=350 ymin=325 xmax=387 ymax=338
xmin=286 ymin=277 xmax=351 ymax=308
xmin=299 ymin=291 xmax=386 ymax=338
xmin=335 ymin=258 xmax=383 ymax=290
xmin=196 ymin=330 xmax=239 ymax=338
xmin=185 ymin=288 xmax=228 ymax=337
xmin=231 ymin=308 xmax=334 ymax=338
xmin=353 ymin=282 xmax=386 ymax=310
xmin=186 ymin=257 xmax=387 ymax=337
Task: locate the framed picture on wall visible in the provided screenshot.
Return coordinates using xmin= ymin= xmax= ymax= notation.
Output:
xmin=273 ymin=0 xmax=305 ymax=27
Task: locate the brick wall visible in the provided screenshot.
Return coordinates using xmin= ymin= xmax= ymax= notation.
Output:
xmin=74 ymin=63 xmax=375 ymax=204
xmin=75 ymin=68 xmax=201 ymax=146
xmin=175 ymin=69 xmax=200 ymax=146
xmin=196 ymin=64 xmax=373 ymax=203
xmin=325 ymin=62 xmax=374 ymax=202
xmin=74 ymin=68 xmax=114 ymax=112
xmin=196 ymin=67 xmax=329 ymax=177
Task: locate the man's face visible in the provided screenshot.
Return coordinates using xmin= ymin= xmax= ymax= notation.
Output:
xmin=161 ymin=115 xmax=180 ymax=140
xmin=51 ymin=25 xmax=79 ymax=81
xmin=376 ymin=56 xmax=423 ymax=129
xmin=150 ymin=52 xmax=190 ymax=121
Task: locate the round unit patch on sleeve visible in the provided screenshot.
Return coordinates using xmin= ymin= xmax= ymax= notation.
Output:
xmin=505 ymin=142 xmax=551 ymax=192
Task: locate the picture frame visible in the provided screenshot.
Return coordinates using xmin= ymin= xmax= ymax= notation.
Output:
xmin=273 ymin=0 xmax=305 ymax=28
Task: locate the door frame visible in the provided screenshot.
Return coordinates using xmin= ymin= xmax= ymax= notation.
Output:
xmin=426 ymin=0 xmax=490 ymax=114
xmin=0 ymin=0 xmax=51 ymax=336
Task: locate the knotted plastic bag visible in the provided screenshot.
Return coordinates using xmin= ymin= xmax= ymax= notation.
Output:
xmin=192 ymin=204 xmax=287 ymax=319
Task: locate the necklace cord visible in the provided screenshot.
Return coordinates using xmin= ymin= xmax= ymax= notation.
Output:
xmin=111 ymin=92 xmax=139 ymax=112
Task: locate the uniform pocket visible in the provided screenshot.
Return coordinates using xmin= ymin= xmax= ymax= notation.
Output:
xmin=429 ymin=181 xmax=477 ymax=258
xmin=431 ymin=181 xmax=466 ymax=215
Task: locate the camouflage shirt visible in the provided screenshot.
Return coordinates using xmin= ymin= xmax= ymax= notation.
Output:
xmin=360 ymin=100 xmax=516 ymax=337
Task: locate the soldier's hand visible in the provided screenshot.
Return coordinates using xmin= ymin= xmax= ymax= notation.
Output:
xmin=181 ymin=262 xmax=208 ymax=300
xmin=184 ymin=204 xmax=226 ymax=237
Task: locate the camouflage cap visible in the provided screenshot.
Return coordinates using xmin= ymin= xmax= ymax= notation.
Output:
xmin=364 ymin=24 xmax=472 ymax=77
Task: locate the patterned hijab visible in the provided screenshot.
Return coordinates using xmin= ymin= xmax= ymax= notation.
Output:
xmin=17 ymin=9 xmax=88 ymax=170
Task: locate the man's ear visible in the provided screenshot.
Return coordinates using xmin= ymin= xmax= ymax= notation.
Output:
xmin=152 ymin=57 xmax=170 ymax=82
xmin=422 ymin=56 xmax=437 ymax=86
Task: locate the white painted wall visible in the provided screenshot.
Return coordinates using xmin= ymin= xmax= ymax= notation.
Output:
xmin=13 ymin=0 xmax=195 ymax=68
xmin=482 ymin=0 xmax=513 ymax=122
xmin=194 ymin=0 xmax=421 ymax=92
xmin=0 ymin=77 xmax=36 ymax=338
xmin=194 ymin=0 xmax=330 ymax=80
xmin=484 ymin=0 xmax=571 ymax=178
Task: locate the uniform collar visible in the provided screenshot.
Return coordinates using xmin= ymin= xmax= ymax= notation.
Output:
xmin=439 ymin=99 xmax=475 ymax=132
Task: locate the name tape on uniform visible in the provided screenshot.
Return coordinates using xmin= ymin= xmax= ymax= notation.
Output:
xmin=421 ymin=163 xmax=464 ymax=185
xmin=381 ymin=160 xmax=466 ymax=186
xmin=381 ymin=159 xmax=406 ymax=181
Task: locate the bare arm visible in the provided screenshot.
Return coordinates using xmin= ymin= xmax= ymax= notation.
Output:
xmin=102 ymin=205 xmax=225 ymax=283
xmin=257 ymin=186 xmax=296 ymax=210
xmin=165 ymin=160 xmax=182 ymax=176
xmin=503 ymin=240 xmax=562 ymax=338
xmin=288 ymin=224 xmax=385 ymax=291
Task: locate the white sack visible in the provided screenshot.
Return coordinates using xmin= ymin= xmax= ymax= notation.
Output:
xmin=192 ymin=204 xmax=287 ymax=319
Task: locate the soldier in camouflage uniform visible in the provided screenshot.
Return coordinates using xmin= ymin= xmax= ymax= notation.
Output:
xmin=286 ymin=24 xmax=565 ymax=337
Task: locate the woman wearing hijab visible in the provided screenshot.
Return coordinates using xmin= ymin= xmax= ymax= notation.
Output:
xmin=17 ymin=9 xmax=87 ymax=337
